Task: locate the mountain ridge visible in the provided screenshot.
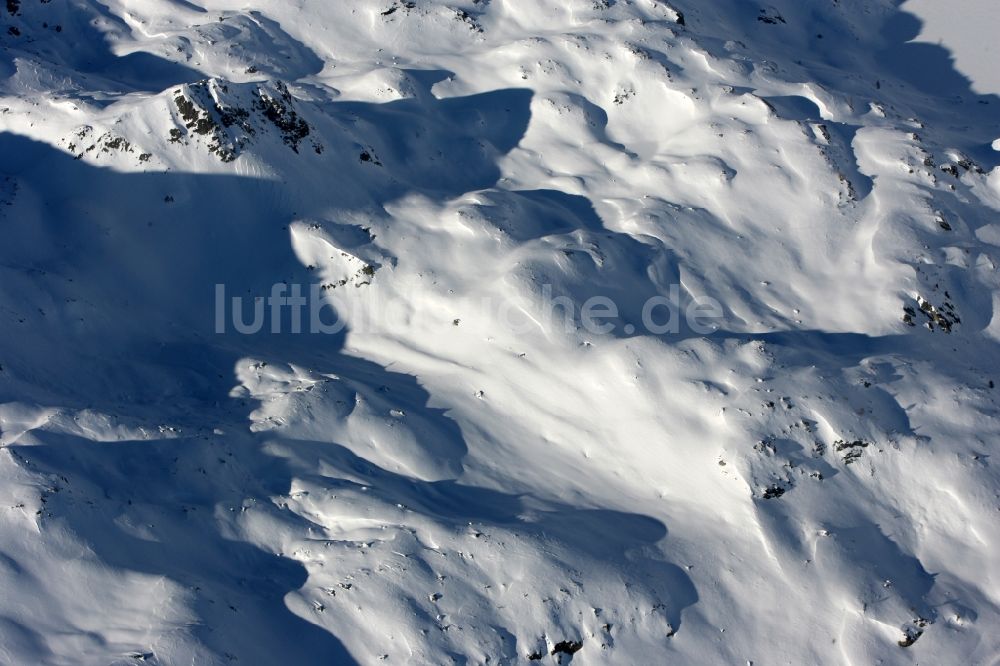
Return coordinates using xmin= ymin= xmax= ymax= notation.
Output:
xmin=2 ymin=1 xmax=1000 ymax=664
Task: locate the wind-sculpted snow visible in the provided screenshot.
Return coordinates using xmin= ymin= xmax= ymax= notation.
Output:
xmin=2 ymin=0 xmax=1000 ymax=664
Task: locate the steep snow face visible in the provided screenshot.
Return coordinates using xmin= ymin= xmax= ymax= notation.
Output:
xmin=2 ymin=0 xmax=1000 ymax=664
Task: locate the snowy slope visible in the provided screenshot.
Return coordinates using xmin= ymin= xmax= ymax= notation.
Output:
xmin=2 ymin=0 xmax=1000 ymax=664
xmin=904 ymin=0 xmax=1000 ymax=96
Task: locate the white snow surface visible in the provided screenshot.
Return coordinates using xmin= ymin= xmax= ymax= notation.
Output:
xmin=1 ymin=0 xmax=1000 ymax=664
xmin=904 ymin=0 xmax=1000 ymax=96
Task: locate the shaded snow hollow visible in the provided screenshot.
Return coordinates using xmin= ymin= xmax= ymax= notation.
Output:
xmin=2 ymin=0 xmax=1000 ymax=664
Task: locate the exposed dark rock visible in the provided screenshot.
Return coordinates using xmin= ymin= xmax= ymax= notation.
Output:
xmin=758 ymin=9 xmax=786 ymax=24
xmin=762 ymin=485 xmax=786 ymax=499
xmin=916 ymin=296 xmax=959 ymax=333
xmin=254 ymin=83 xmax=310 ymax=152
xmin=898 ymin=628 xmax=923 ymax=648
xmin=454 ymin=8 xmax=483 ymax=32
xmin=382 ymin=1 xmax=415 ymax=17
xmin=551 ymin=640 xmax=583 ymax=656
xmin=169 ymin=80 xmax=312 ymax=161
xmin=834 ymin=439 xmax=869 ymax=464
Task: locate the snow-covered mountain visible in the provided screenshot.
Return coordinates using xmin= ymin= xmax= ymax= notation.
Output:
xmin=2 ymin=0 xmax=999 ymax=664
